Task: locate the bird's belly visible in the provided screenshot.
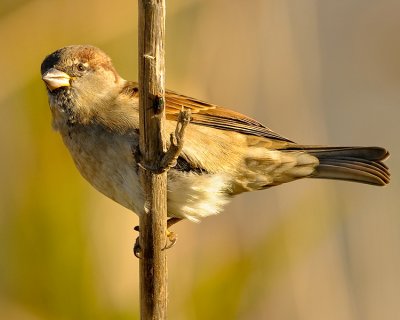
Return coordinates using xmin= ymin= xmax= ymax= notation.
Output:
xmin=61 ymin=128 xmax=231 ymax=220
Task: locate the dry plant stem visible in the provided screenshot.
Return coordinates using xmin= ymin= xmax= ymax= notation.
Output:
xmin=138 ymin=0 xmax=168 ymax=319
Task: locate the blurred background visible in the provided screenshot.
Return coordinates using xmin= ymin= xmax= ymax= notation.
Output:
xmin=0 ymin=0 xmax=399 ymax=319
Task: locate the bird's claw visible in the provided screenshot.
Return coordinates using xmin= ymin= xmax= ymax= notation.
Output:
xmin=133 ymin=234 xmax=142 ymax=259
xmin=133 ymin=224 xmax=178 ymax=259
xmin=163 ymin=230 xmax=178 ymax=250
xmin=133 ymin=225 xmax=142 ymax=258
xmin=132 ymin=146 xmax=163 ymax=173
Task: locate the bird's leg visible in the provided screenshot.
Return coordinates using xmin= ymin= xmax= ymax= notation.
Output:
xmin=132 ymin=109 xmax=191 ymax=174
xmin=159 ymin=109 xmax=191 ymax=172
xmin=133 ymin=217 xmax=183 ymax=258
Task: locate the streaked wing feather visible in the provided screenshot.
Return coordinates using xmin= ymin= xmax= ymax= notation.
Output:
xmin=165 ymin=90 xmax=293 ymax=142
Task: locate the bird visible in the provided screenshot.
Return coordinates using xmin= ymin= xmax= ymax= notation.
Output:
xmin=41 ymin=45 xmax=390 ymax=226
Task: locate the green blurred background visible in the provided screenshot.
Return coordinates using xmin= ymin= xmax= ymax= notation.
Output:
xmin=0 ymin=0 xmax=399 ymax=319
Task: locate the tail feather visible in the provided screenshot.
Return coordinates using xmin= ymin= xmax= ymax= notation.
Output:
xmin=285 ymin=146 xmax=390 ymax=186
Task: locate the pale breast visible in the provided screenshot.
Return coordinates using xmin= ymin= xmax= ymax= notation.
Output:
xmin=60 ymin=124 xmax=144 ymax=214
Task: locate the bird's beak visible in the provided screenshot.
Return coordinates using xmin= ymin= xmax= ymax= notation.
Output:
xmin=42 ymin=68 xmax=71 ymax=91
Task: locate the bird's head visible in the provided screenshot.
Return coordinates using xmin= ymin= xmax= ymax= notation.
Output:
xmin=41 ymin=45 xmax=124 ymax=128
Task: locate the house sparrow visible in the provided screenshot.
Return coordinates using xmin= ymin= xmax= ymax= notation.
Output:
xmin=41 ymin=45 xmax=390 ymax=223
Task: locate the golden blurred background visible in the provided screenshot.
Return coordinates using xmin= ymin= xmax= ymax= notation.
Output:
xmin=0 ymin=0 xmax=399 ymax=319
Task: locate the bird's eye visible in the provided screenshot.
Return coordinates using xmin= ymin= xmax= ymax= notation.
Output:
xmin=77 ymin=63 xmax=87 ymax=72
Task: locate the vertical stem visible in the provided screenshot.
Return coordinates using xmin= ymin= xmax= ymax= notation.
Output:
xmin=138 ymin=0 xmax=167 ymax=319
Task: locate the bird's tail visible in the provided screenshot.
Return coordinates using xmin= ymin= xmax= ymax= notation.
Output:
xmin=285 ymin=146 xmax=390 ymax=186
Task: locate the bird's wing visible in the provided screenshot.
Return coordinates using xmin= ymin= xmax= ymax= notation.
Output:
xmin=164 ymin=89 xmax=294 ymax=142
xmin=122 ymin=82 xmax=293 ymax=142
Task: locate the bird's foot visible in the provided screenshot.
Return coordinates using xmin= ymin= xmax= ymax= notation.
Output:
xmin=132 ymin=145 xmax=163 ymax=173
xmin=133 ymin=218 xmax=182 ymax=259
xmin=133 ymin=225 xmax=142 ymax=259
xmin=163 ymin=229 xmax=178 ymax=250
xmin=162 ymin=217 xmax=182 ymax=250
xmin=132 ymin=109 xmax=191 ymax=174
